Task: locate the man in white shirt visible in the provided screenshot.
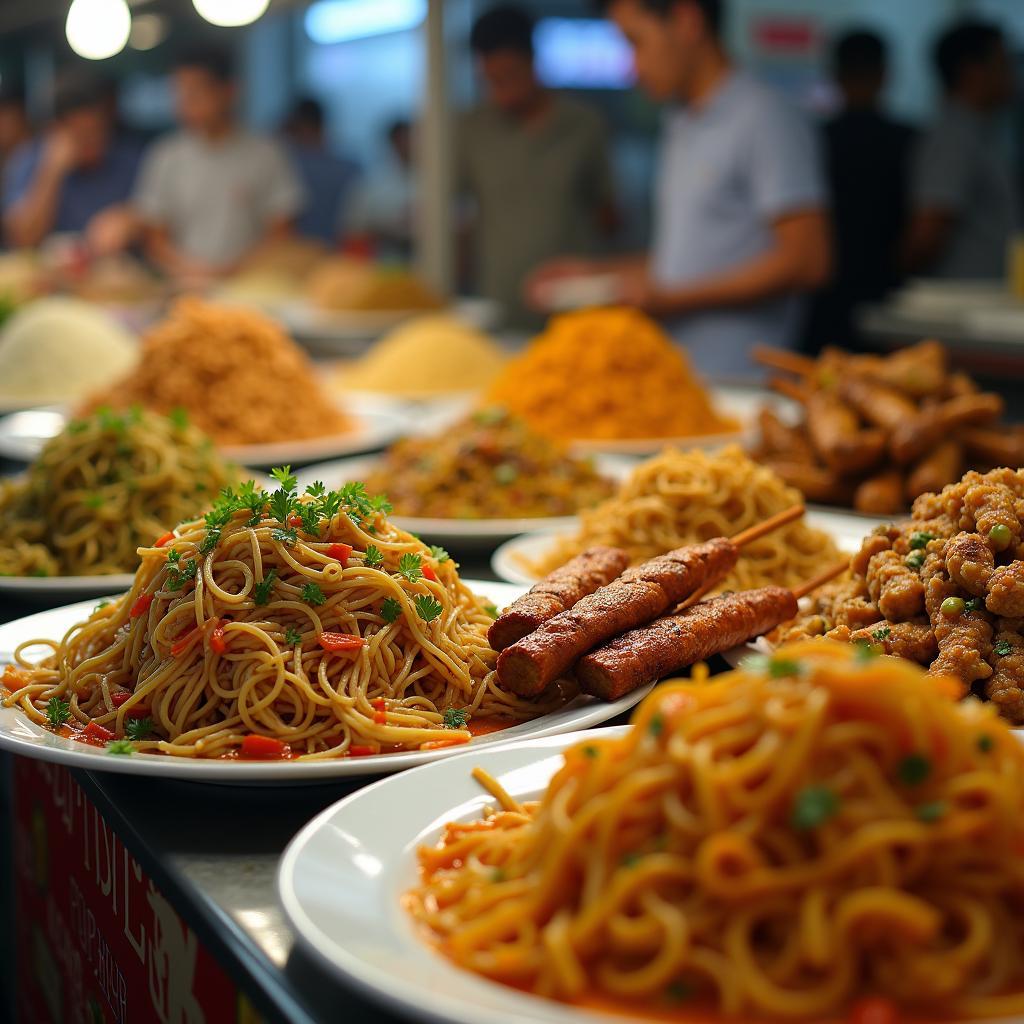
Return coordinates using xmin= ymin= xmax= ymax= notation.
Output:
xmin=135 ymin=48 xmax=303 ymax=279
xmin=531 ymin=0 xmax=829 ymax=377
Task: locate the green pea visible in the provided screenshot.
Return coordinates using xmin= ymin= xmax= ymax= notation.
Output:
xmin=941 ymin=596 xmax=965 ymax=617
xmin=989 ymin=524 xmax=1012 ymax=551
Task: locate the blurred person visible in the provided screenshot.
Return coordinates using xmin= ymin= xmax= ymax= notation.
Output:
xmin=807 ymin=29 xmax=914 ymax=349
xmin=282 ymin=97 xmax=361 ymax=246
xmin=904 ymin=20 xmax=1016 ymax=279
xmin=532 ymin=0 xmax=829 ymax=378
xmin=134 ymin=47 xmax=303 ymax=279
xmin=459 ymin=4 xmax=618 ymax=325
xmin=3 ymin=73 xmax=142 ymax=251
xmin=0 ymin=88 xmax=30 ymax=184
xmin=347 ymin=118 xmax=417 ymax=261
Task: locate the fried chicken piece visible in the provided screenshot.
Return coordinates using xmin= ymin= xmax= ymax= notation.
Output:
xmin=849 ymin=620 xmax=936 ymax=665
xmin=867 ymin=550 xmax=925 ymax=621
xmin=985 ymin=626 xmax=1024 ymax=723
xmin=926 ymin=576 xmax=993 ymax=684
xmin=851 ymin=525 xmax=898 ymax=578
xmin=987 ymin=562 xmax=1024 ymax=618
xmin=944 ymin=532 xmax=994 ymax=596
xmin=958 ymin=469 xmax=1024 ymax=540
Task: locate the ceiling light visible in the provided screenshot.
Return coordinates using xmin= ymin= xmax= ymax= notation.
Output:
xmin=193 ymin=0 xmax=270 ymax=29
xmin=65 ymin=0 xmax=131 ymax=60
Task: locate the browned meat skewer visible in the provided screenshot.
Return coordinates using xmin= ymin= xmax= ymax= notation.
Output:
xmin=487 ymin=546 xmax=629 ymax=652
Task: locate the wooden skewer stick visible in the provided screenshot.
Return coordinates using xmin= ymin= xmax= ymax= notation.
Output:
xmin=729 ymin=503 xmax=804 ymax=548
xmin=792 ymin=558 xmax=850 ymax=600
xmin=753 ymin=345 xmax=818 ymax=377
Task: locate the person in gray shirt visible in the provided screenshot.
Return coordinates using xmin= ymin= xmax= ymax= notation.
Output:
xmin=458 ymin=5 xmax=618 ymax=327
xmin=905 ymin=20 xmax=1016 ymax=280
xmin=135 ymin=48 xmax=303 ymax=280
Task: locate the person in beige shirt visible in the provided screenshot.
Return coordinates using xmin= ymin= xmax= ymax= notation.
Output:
xmin=457 ymin=5 xmax=618 ymax=327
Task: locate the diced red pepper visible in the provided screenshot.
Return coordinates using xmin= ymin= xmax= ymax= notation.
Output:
xmin=154 ymin=532 xmax=175 ymax=548
xmin=124 ymin=705 xmax=150 ymax=720
xmin=209 ymin=619 xmax=228 ymax=655
xmin=371 ymin=698 xmax=386 ymax=711
xmin=110 ymin=691 xmax=133 ymax=708
xmin=170 ymin=628 xmax=199 ymax=657
xmin=318 ymin=632 xmax=366 ymax=653
xmin=288 ymin=515 xmax=303 ymax=528
xmin=83 ymin=721 xmax=115 ymax=743
xmin=239 ymin=734 xmax=290 ymax=760
xmin=348 ymin=745 xmax=377 ymax=757
xmin=422 ymin=564 xmax=438 ymax=582
xmin=327 ymin=543 xmax=352 ymax=566
xmin=130 ymin=593 xmax=153 ymax=618
xmin=373 ymin=711 xmax=387 ymax=725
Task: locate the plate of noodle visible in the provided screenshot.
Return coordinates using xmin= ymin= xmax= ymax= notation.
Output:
xmin=280 ymin=639 xmax=1024 ymax=1024
xmin=0 ymin=470 xmax=652 ymax=781
xmin=0 ymin=406 xmax=246 ymax=597
xmin=490 ymin=446 xmax=862 ymax=591
xmin=294 ymin=409 xmax=629 ymax=545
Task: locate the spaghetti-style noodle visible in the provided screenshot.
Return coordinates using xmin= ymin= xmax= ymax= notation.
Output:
xmin=407 ymin=640 xmax=1024 ymax=1020
xmin=529 ymin=446 xmax=839 ymax=592
xmin=0 ymin=407 xmax=240 ymax=577
xmin=1 ymin=471 xmax=573 ymax=758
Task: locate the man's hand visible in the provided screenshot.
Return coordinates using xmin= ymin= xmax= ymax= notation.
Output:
xmin=41 ymin=128 xmax=78 ymax=177
xmin=85 ymin=205 xmax=141 ymax=257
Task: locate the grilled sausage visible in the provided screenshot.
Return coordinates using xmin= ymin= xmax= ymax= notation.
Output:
xmin=487 ymin=546 xmax=629 ymax=651
xmin=576 ymin=587 xmax=799 ymax=701
xmin=496 ymin=538 xmax=739 ymax=696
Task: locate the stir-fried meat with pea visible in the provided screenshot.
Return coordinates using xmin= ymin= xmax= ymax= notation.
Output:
xmin=774 ymin=469 xmax=1024 ymax=723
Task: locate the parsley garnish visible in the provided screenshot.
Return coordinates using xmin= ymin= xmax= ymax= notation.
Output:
xmin=381 ymin=597 xmax=402 ymax=623
xmin=965 ymin=597 xmax=984 ymax=613
xmin=995 ymin=640 xmax=1013 ymax=657
xmin=582 ymin=744 xmax=599 ymax=759
xmin=871 ymin=627 xmax=891 ymax=642
xmin=363 ymin=544 xmax=384 ymax=568
xmin=621 ymin=852 xmax=641 ymax=868
xmin=125 ymin=717 xmax=153 ymax=741
xmin=397 ymin=554 xmax=422 ymax=582
xmin=429 ymin=545 xmax=450 ymax=563
xmin=854 ymin=638 xmax=882 ymax=661
xmin=369 ymin=494 xmax=393 ymax=516
xmin=168 ymin=407 xmax=189 ymax=431
xmin=271 ymin=527 xmax=298 ymax=547
xmin=897 ymin=753 xmax=931 ymax=786
xmin=909 ymin=531 xmax=936 ymax=550
xmin=270 ymin=465 xmax=298 ymax=492
xmin=253 ymin=568 xmax=277 ymax=605
xmin=301 ymin=582 xmax=326 ymax=606
xmin=93 ymin=599 xmax=111 ymax=612
xmin=199 ymin=528 xmax=221 ymax=554
xmin=490 ymin=868 xmax=506 ymax=882
xmin=284 ymin=627 xmax=303 ymax=646
xmin=905 ymin=550 xmax=925 ymax=569
xmin=84 ymin=493 xmax=104 ymax=509
xmin=165 ymin=556 xmax=198 ymax=592
xmin=106 ymin=739 xmax=134 ymax=756
xmin=414 ymin=595 xmax=444 ymax=622
xmin=649 ymin=714 xmax=664 ymax=737
xmin=443 ymin=708 xmax=469 ymax=730
xmin=45 ymin=697 xmax=71 ymax=728
xmin=978 ymin=734 xmax=994 ymax=753
xmin=791 ymin=786 xmax=839 ymax=830
xmin=741 ymin=654 xmax=803 ymax=677
xmin=483 ymin=602 xmax=499 ymax=619
xmin=915 ymin=800 xmax=947 ymax=823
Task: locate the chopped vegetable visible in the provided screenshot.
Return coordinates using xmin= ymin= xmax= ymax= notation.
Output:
xmin=494 ymin=463 xmax=518 ymax=485
xmin=106 ymin=739 xmax=134 ymax=756
xmin=915 ymin=800 xmax=947 ymax=823
xmin=649 ymin=714 xmax=664 ymax=736
xmin=326 ymin=543 xmax=352 ymax=565
xmin=429 ymin=545 xmax=450 ymax=563
xmin=283 ymin=627 xmax=303 ymax=647
xmin=904 ymin=550 xmax=925 ymax=569
xmin=443 ymin=708 xmax=469 ymax=730
xmin=995 ymin=639 xmax=1013 ymax=657
xmin=168 ymin=407 xmax=189 ymax=431
xmin=381 ymin=597 xmax=403 ymax=623
xmin=287 ymin=514 xmax=304 ymax=528
xmin=170 ymin=628 xmax=199 ymax=657
xmin=989 ymin=523 xmax=1012 ymax=551
xmin=414 ymin=595 xmax=444 ymax=622
xmin=154 ymin=532 xmax=176 ymax=548
xmin=363 ymin=544 xmax=384 ymax=568
xmin=965 ymin=597 xmax=984 ymax=613
xmin=397 ymin=553 xmax=423 ymax=582
xmin=301 ymin=582 xmax=326 ymax=606
xmin=83 ymin=721 xmax=115 ymax=743
xmin=253 ymin=568 xmax=278 ymax=605
xmin=130 ymin=593 xmax=153 ymax=618
xmin=421 ymin=563 xmax=438 ymax=582
xmin=239 ymin=734 xmax=290 ymax=760
xmin=941 ymin=596 xmax=965 ymax=617
xmin=978 ymin=733 xmax=994 ymax=753
xmin=909 ymin=531 xmax=936 ymax=550
xmin=854 ymin=639 xmax=882 ymax=661
xmin=897 ymin=753 xmax=931 ymax=786
xmin=209 ymin=620 xmax=229 ymax=655
xmin=271 ymin=527 xmax=298 ymax=547
xmin=348 ymin=745 xmax=377 ymax=757
xmin=847 ymin=996 xmax=900 ymax=1024
xmin=620 ymin=852 xmax=641 ymax=868
xmin=791 ymin=786 xmax=839 ymax=830
xmin=483 ymin=602 xmax=499 ymax=619
xmin=582 ymin=744 xmax=599 ymax=759
xmin=165 ymin=555 xmax=198 ymax=592
xmin=871 ymin=627 xmax=891 ymax=642
xmin=125 ymin=717 xmax=153 ymax=741
xmin=45 ymin=697 xmax=71 ymax=728
xmin=318 ymin=632 xmax=365 ymax=653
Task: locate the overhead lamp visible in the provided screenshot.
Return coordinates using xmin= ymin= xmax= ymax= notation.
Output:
xmin=65 ymin=0 xmax=131 ymax=61
xmin=305 ymin=0 xmax=426 ymax=46
xmin=193 ymin=0 xmax=270 ymax=29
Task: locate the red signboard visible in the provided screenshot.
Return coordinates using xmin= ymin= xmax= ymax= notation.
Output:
xmin=11 ymin=758 xmax=263 ymax=1024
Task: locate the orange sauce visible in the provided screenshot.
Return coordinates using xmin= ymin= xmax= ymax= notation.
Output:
xmin=467 ymin=717 xmax=512 ymax=738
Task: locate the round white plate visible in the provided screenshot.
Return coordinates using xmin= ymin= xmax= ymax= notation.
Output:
xmin=280 ymin=727 xmax=633 ymax=1024
xmin=294 ymin=454 xmax=634 ymax=548
xmin=0 ymin=584 xmax=653 ymax=782
xmin=0 ymin=395 xmax=409 ymax=467
xmin=0 ymin=573 xmax=134 ymax=600
xmin=491 ymin=509 xmax=880 ymax=587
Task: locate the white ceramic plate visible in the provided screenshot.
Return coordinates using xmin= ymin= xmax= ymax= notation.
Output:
xmin=294 ymin=454 xmax=635 ymax=548
xmin=0 ymin=584 xmax=653 ymax=783
xmin=0 ymin=395 xmax=409 ymax=467
xmin=491 ymin=509 xmax=880 ymax=587
xmin=0 ymin=573 xmax=134 ymax=600
xmin=280 ymin=728 xmax=634 ymax=1024
xmin=279 ymin=726 xmax=1022 ymax=1024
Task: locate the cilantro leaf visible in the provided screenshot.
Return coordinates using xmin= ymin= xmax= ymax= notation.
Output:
xmin=429 ymin=545 xmax=450 ymax=563
xmin=301 ymin=582 xmax=326 ymax=606
xmin=381 ymin=597 xmax=402 ymax=624
xmin=397 ymin=554 xmax=422 ymax=582
xmin=369 ymin=494 xmax=393 ymax=516
xmin=272 ymin=527 xmax=298 ymax=547
xmin=443 ymin=707 xmax=469 ymax=729
xmin=165 ymin=557 xmax=198 ymax=592
xmin=414 ymin=595 xmax=444 ymax=623
xmin=283 ymin=627 xmax=303 ymax=646
xmin=125 ymin=717 xmax=153 ymax=741
xmin=871 ymin=626 xmax=891 ymax=642
xmin=363 ymin=544 xmax=384 ymax=568
xmin=106 ymin=739 xmax=135 ymax=756
xmin=253 ymin=568 xmax=278 ymax=606
xmin=45 ymin=697 xmax=71 ymax=728
xmin=270 ymin=465 xmax=298 ymax=492
xmin=995 ymin=639 xmax=1013 ymax=657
